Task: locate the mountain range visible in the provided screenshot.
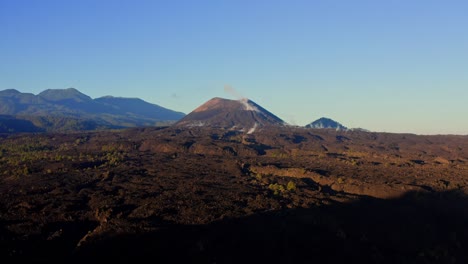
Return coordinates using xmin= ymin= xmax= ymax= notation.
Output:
xmin=0 ymin=88 xmax=185 ymax=132
xmin=0 ymin=88 xmax=358 ymax=133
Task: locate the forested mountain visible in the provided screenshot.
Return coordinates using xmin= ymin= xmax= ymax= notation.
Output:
xmin=0 ymin=88 xmax=185 ymax=132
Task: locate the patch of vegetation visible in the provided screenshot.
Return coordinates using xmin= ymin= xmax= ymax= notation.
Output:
xmin=287 ymin=181 xmax=297 ymax=192
xmin=270 ymin=150 xmax=288 ymax=158
xmin=269 ymin=181 xmax=297 ymax=195
xmin=255 ymin=173 xmax=263 ymax=181
xmin=337 ymin=177 xmax=345 ymax=184
xmin=268 ymin=183 xmax=285 ymax=195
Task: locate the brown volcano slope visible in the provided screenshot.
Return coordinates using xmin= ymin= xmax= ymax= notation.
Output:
xmin=174 ymin=97 xmax=285 ymax=131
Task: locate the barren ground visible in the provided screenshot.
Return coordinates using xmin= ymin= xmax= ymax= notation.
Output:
xmin=1 ymin=127 xmax=468 ymax=263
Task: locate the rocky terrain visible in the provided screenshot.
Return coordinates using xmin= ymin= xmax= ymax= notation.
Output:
xmin=1 ymin=126 xmax=468 ymax=263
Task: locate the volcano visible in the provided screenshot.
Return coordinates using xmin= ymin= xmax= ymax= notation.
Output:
xmin=174 ymin=97 xmax=285 ymax=132
xmin=306 ymin=117 xmax=347 ymax=131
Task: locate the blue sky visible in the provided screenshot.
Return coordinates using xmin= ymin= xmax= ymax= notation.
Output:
xmin=1 ymin=0 xmax=467 ymax=134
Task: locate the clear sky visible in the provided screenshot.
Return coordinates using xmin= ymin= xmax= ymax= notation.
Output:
xmin=1 ymin=0 xmax=467 ymax=135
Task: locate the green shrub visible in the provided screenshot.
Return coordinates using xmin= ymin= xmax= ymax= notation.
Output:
xmin=268 ymin=183 xmax=285 ymax=195
xmin=287 ymin=181 xmax=297 ymax=191
xmin=255 ymin=173 xmax=263 ymax=180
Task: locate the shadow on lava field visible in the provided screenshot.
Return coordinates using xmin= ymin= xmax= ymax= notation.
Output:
xmin=7 ymin=190 xmax=463 ymax=264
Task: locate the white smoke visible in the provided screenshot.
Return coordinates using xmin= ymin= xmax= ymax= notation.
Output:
xmin=247 ymin=122 xmax=259 ymax=134
xmin=224 ymin=85 xmax=242 ymax=99
xmin=240 ymin=98 xmax=259 ymax=112
xmin=224 ymin=84 xmax=259 ymax=112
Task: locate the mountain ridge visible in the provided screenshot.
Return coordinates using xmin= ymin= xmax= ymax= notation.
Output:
xmin=38 ymin=88 xmax=92 ymax=102
xmin=0 ymin=88 xmax=185 ymax=132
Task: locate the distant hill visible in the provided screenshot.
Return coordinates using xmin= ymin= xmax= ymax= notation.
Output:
xmin=0 ymin=88 xmax=185 ymax=132
xmin=350 ymin=127 xmax=371 ymax=132
xmin=38 ymin=88 xmax=92 ymax=102
xmin=95 ymin=96 xmax=184 ymax=121
xmin=174 ymin=97 xmax=285 ymax=133
xmin=0 ymin=115 xmax=44 ymax=133
xmin=306 ymin=117 xmax=348 ymax=130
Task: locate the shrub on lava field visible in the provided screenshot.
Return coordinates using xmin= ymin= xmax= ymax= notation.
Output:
xmin=269 ymin=181 xmax=297 ymax=195
xmin=287 ymin=181 xmax=297 ymax=192
xmin=337 ymin=177 xmax=345 ymax=184
xmin=268 ymin=183 xmax=285 ymax=195
xmin=255 ymin=173 xmax=263 ymax=180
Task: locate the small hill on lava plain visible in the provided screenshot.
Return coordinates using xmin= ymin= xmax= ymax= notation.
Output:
xmin=306 ymin=117 xmax=348 ymax=130
xmin=174 ymin=97 xmax=286 ymax=132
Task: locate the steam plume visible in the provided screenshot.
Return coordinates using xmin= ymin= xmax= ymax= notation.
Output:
xmin=223 ymin=84 xmax=259 ymax=112
xmin=224 ymin=85 xmax=242 ymax=100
